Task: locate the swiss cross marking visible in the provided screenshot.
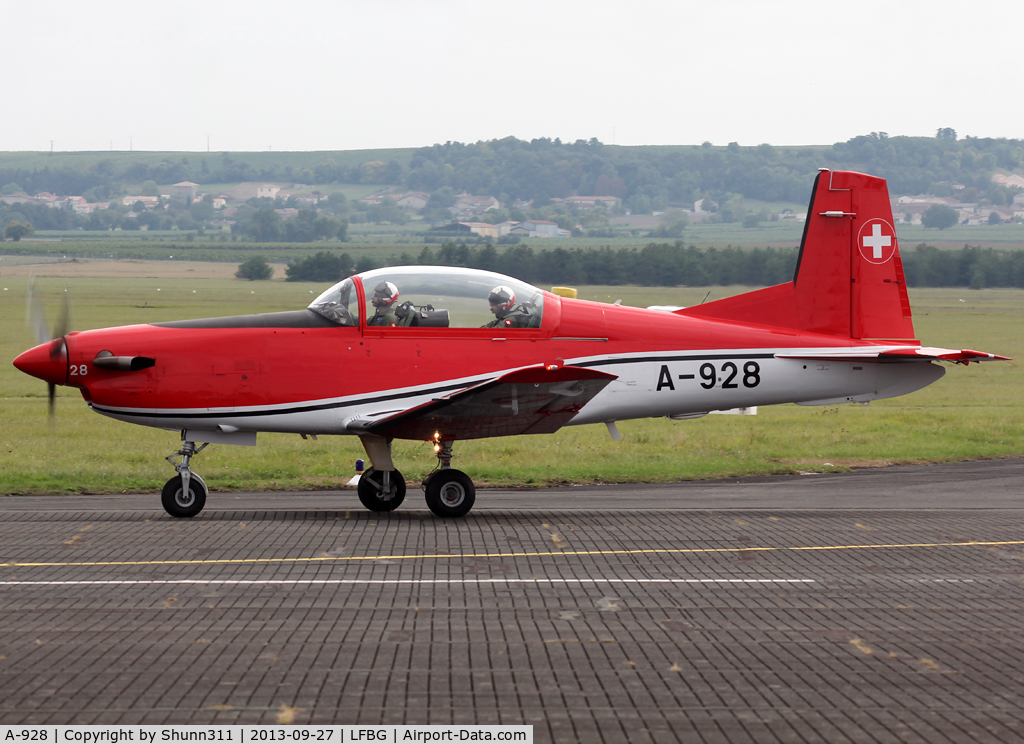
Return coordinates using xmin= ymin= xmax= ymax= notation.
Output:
xmin=857 ymin=218 xmax=897 ymax=264
xmin=862 ymin=223 xmax=891 ymax=259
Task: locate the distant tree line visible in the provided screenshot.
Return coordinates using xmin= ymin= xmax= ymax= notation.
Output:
xmin=4 ymin=132 xmax=1022 ymax=220
xmin=903 ymin=244 xmax=1024 ymax=289
xmin=239 ymin=208 xmax=348 ymax=242
xmin=273 ymin=241 xmax=1023 ymax=289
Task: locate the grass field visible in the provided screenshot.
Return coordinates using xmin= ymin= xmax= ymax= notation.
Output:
xmin=10 ymin=211 xmax=1024 ymax=253
xmin=0 ymin=261 xmax=1020 ymax=496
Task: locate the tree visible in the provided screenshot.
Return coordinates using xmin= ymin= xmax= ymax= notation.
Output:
xmin=284 ymin=210 xmax=317 ymax=242
xmin=988 ymin=211 xmax=1002 ymax=225
xmin=312 ymin=214 xmax=345 ymax=241
xmin=4 ymin=220 xmax=35 ymax=241
xmin=189 ymin=199 xmax=215 ymax=223
xmin=285 ymin=251 xmax=352 ymax=282
xmin=247 ymin=208 xmax=283 ymax=242
xmin=922 ymin=204 xmax=958 ymax=230
xmin=235 ymin=256 xmax=274 ymax=280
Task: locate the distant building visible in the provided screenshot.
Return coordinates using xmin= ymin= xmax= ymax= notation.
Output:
xmin=69 ymin=197 xmax=110 ymax=214
xmin=257 ymin=184 xmax=280 ymax=200
xmin=122 ymin=196 xmax=160 ymax=210
xmin=563 ymin=196 xmax=619 ymax=210
xmin=450 ymin=194 xmax=501 ymax=219
xmin=509 ymin=220 xmax=567 ymax=238
xmin=172 ymin=181 xmax=200 ymax=200
xmin=992 ymin=173 xmax=1024 ymax=189
xmin=292 ymin=194 xmax=328 ymax=207
xmin=431 ymin=222 xmax=500 ymax=238
xmin=394 ymin=192 xmax=429 ymax=210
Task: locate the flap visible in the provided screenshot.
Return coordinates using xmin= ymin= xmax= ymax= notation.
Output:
xmin=352 ymin=365 xmax=616 ymax=441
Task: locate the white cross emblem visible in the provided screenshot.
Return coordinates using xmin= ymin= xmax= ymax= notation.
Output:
xmin=862 ymin=223 xmax=891 ymax=259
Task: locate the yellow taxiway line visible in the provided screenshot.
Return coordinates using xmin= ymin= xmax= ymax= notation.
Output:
xmin=4 ymin=539 xmax=1024 ymax=569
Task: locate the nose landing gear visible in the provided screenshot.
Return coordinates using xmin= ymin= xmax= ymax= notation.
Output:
xmin=162 ymin=440 xmax=209 ymax=518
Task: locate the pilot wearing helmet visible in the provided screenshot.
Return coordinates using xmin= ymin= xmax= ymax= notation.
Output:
xmin=368 ymin=281 xmax=401 ymax=327
xmin=483 ymin=285 xmax=533 ymax=328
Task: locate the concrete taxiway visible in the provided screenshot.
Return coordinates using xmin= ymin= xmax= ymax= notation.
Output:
xmin=1 ymin=458 xmax=1023 ymax=743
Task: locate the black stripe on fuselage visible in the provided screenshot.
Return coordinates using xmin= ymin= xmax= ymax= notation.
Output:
xmin=90 ymin=379 xmax=474 ymax=421
xmin=152 ymin=310 xmax=337 ymax=329
xmin=574 ymin=352 xmax=776 ymax=368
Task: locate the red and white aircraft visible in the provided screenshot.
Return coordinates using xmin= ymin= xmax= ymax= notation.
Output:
xmin=14 ymin=170 xmax=1008 ymax=518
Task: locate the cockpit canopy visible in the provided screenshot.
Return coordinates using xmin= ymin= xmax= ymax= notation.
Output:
xmin=308 ymin=266 xmax=545 ymax=329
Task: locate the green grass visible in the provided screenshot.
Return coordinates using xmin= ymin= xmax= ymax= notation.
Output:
xmin=1 ymin=274 xmax=1020 ymax=495
xmin=18 ymin=217 xmax=1024 ymax=252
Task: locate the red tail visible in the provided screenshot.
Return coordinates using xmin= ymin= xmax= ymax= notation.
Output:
xmin=680 ymin=169 xmax=916 ymax=341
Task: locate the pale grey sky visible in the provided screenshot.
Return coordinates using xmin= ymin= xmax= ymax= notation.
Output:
xmin=3 ymin=0 xmax=1018 ymax=153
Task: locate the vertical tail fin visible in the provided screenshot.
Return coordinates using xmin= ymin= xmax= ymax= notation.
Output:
xmin=680 ymin=169 xmax=915 ymax=341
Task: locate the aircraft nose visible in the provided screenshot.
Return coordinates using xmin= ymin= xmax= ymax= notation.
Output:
xmin=13 ymin=339 xmax=68 ymax=386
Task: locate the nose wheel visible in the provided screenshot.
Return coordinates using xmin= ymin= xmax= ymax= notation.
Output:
xmin=162 ymin=440 xmax=209 ymax=518
xmin=161 ymin=473 xmax=208 ymax=518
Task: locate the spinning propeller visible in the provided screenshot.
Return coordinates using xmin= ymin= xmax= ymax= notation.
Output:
xmin=22 ymin=276 xmax=73 ymax=417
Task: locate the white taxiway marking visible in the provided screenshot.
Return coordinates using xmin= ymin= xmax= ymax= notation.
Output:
xmin=0 ymin=578 xmax=816 ymax=587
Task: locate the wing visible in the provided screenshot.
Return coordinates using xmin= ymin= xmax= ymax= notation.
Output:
xmin=776 ymin=347 xmax=1010 ymax=364
xmin=347 ymin=365 xmax=616 ymax=441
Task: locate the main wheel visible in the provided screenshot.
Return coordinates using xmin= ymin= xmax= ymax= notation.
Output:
xmin=357 ymin=467 xmax=406 ymax=512
xmin=424 ymin=469 xmax=475 ymax=518
xmin=161 ymin=474 xmax=207 ymax=518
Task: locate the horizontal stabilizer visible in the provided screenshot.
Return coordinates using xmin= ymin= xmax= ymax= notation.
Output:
xmin=776 ymin=348 xmax=1010 ymax=364
xmin=353 ymin=365 xmax=617 ymax=441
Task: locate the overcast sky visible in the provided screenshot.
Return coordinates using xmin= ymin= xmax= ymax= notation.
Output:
xmin=3 ymin=0 xmax=1018 ymax=153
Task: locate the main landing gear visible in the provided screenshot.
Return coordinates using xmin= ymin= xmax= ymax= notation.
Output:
xmin=358 ymin=436 xmax=476 ymax=518
xmin=357 ymin=468 xmax=406 ymax=511
xmin=157 ymin=435 xmax=478 ymax=519
xmin=162 ymin=440 xmax=209 ymax=518
xmin=422 ymin=440 xmax=475 ymax=518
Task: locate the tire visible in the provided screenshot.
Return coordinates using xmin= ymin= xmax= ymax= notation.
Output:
xmin=424 ymin=469 xmax=475 ymax=518
xmin=161 ymin=474 xmax=208 ymax=518
xmin=357 ymin=467 xmax=406 ymax=512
